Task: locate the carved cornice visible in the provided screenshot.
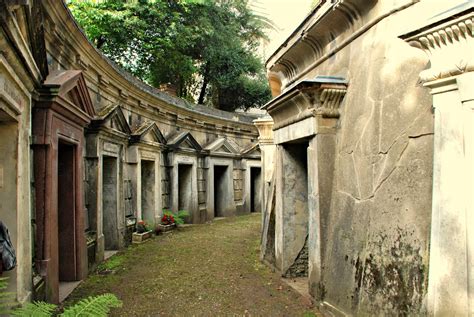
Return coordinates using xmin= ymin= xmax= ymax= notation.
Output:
xmin=317 ymin=88 xmax=347 ymax=118
xmin=400 ymin=3 xmax=473 ymax=83
xmin=263 ymin=76 xmax=347 ymax=131
xmin=266 ymin=0 xmax=376 ymax=88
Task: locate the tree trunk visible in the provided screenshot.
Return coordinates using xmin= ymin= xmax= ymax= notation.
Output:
xmin=198 ymin=64 xmax=210 ymax=105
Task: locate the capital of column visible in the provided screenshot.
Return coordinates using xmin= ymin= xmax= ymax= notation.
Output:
xmin=400 ymin=5 xmax=473 ymax=83
xmin=254 ymin=116 xmax=274 ymax=145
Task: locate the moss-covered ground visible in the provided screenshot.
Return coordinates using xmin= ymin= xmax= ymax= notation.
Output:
xmin=65 ymin=213 xmax=320 ymax=316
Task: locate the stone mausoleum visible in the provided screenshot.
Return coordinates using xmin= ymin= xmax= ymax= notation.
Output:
xmin=1 ymin=0 xmax=262 ymax=304
xmin=258 ymin=0 xmax=473 ymax=316
xmin=0 ymin=0 xmax=473 ymax=315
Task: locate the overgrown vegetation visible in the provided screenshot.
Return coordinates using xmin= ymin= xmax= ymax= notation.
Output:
xmin=1 ymin=277 xmax=122 ymax=316
xmin=68 ymin=0 xmax=272 ymax=111
xmin=162 ymin=209 xmax=189 ymax=225
xmin=11 ymin=294 xmax=122 ymax=317
xmin=0 ymin=277 xmax=15 ymax=315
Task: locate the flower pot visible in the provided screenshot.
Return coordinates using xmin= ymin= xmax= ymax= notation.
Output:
xmin=158 ymin=223 xmax=176 ymax=233
xmin=132 ymin=230 xmax=153 ymax=244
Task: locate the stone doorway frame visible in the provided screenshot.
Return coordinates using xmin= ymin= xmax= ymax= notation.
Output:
xmin=261 ymin=77 xmax=347 ymax=300
xmin=33 ymin=70 xmax=94 ymax=303
xmin=206 ymin=158 xmax=236 ymax=220
xmin=243 ymin=159 xmax=262 ymax=214
xmin=171 ymin=155 xmax=199 ymax=223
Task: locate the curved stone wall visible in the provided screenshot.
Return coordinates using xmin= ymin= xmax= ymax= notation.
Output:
xmin=0 ymin=0 xmax=264 ymax=304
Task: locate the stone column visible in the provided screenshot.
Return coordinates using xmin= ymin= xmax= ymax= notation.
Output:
xmin=254 ymin=116 xmax=275 ymax=216
xmin=401 ymin=5 xmax=473 ymax=315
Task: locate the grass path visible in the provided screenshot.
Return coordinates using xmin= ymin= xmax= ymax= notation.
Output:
xmin=66 ymin=214 xmax=319 ymax=316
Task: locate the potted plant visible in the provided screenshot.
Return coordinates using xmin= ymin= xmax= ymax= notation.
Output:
xmin=132 ymin=220 xmax=153 ymax=243
xmin=158 ymin=212 xmax=176 ymax=233
xmin=157 ymin=210 xmax=189 ymax=233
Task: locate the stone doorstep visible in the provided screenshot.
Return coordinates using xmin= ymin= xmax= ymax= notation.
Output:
xmin=281 ymin=277 xmax=314 ymax=307
xmin=59 ymin=280 xmax=82 ymax=303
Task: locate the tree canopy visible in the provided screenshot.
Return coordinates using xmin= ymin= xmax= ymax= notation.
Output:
xmin=68 ymin=0 xmax=272 ymax=111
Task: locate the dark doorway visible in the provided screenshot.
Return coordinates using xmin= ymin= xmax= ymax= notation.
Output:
xmin=282 ymin=141 xmax=309 ymax=278
xmin=250 ymin=167 xmax=262 ymax=213
xmin=178 ymin=164 xmax=193 ymax=223
xmin=141 ymin=160 xmax=155 ymax=222
xmin=213 ymin=165 xmax=228 ymax=217
xmin=57 ymin=142 xmax=77 ymax=281
xmin=103 ymin=156 xmax=118 ymax=250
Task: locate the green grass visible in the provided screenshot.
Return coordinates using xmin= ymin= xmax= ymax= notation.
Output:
xmin=65 ymin=214 xmax=321 ymax=316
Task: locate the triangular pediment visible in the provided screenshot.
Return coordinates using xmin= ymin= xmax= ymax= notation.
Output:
xmin=168 ymin=131 xmax=202 ymax=151
xmin=131 ymin=122 xmax=166 ymax=144
xmin=242 ymin=142 xmax=261 ymax=157
xmin=43 ymin=70 xmax=95 ymax=118
xmin=204 ymin=138 xmax=239 ymax=154
xmin=94 ymin=104 xmax=131 ymax=134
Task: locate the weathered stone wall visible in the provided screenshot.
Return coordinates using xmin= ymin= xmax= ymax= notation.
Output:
xmin=313 ymin=10 xmax=433 ymax=316
xmin=0 ymin=1 xmax=44 ymax=303
xmin=262 ymin=0 xmax=443 ymax=315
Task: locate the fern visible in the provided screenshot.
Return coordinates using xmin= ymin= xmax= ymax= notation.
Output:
xmin=163 ymin=210 xmax=189 ymax=225
xmin=10 ymin=301 xmax=57 ymax=317
xmin=2 ymin=278 xmax=121 ymax=316
xmin=0 ymin=277 xmax=16 ymax=315
xmin=60 ymin=293 xmax=122 ymax=317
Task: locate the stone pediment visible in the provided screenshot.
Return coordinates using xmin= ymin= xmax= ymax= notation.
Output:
xmin=130 ymin=121 xmax=166 ymax=145
xmin=93 ymin=104 xmax=131 ymax=135
xmin=167 ymin=131 xmax=202 ymax=152
xmin=42 ymin=70 xmax=95 ymax=118
xmin=241 ymin=143 xmax=261 ymax=157
xmin=204 ymin=138 xmax=239 ymax=155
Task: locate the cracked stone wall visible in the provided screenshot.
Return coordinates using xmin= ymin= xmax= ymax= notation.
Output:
xmin=295 ymin=8 xmax=434 ymax=316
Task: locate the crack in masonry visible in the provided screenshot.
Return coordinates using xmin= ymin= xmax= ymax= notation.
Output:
xmin=351 ymin=152 xmax=363 ymax=199
xmin=371 ymin=138 xmax=411 ymax=199
xmin=341 ymin=97 xmax=377 ymax=155
xmin=343 ymin=131 xmax=430 ymax=204
xmin=353 ymin=99 xmax=377 ymax=154
xmin=378 ymin=108 xmax=428 ymax=155
xmin=338 ymin=189 xmax=373 ymax=203
xmin=408 ymin=132 xmax=433 ymax=139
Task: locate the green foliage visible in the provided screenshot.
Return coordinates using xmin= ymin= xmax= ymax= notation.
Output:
xmin=2 ymin=277 xmax=121 ymax=316
xmin=163 ymin=210 xmax=189 ymax=225
xmin=9 ymin=294 xmax=121 ymax=317
xmin=10 ymin=301 xmax=56 ymax=317
xmin=97 ymin=254 xmax=124 ymax=271
xmin=68 ymin=0 xmax=271 ymax=111
xmin=0 ymin=277 xmax=16 ymax=315
xmin=61 ymin=293 xmax=122 ymax=317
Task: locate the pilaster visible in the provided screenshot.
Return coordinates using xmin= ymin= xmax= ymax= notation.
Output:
xmin=401 ymin=4 xmax=474 ymax=315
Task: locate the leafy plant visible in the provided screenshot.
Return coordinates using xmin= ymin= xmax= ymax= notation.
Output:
xmin=163 ymin=210 xmax=189 ymax=226
xmin=11 ymin=294 xmax=122 ymax=317
xmin=136 ymin=220 xmax=152 ymax=233
xmin=61 ymin=293 xmax=122 ymax=316
xmin=0 ymin=277 xmax=16 ymax=315
xmin=11 ymin=301 xmax=56 ymax=317
xmin=1 ymin=278 xmax=122 ymax=316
